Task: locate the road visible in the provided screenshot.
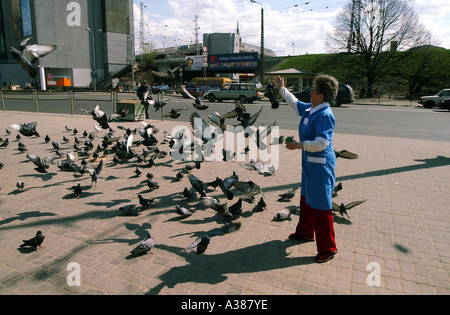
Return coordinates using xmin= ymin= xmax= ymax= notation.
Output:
xmin=2 ymin=92 xmax=449 ymax=142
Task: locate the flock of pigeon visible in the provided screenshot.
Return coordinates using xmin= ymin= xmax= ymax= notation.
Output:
xmin=2 ymin=52 xmax=366 ymax=257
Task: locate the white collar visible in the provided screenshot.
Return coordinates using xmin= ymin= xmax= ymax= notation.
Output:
xmin=309 ymin=102 xmax=329 ymax=115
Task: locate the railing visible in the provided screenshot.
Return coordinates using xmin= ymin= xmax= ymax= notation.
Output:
xmin=0 ymin=89 xmax=169 ymax=121
xmin=0 ymin=89 xmax=119 ymax=116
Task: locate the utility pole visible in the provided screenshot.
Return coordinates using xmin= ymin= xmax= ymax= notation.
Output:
xmin=194 ymin=15 xmax=200 ymax=55
xmin=140 ymin=2 xmax=145 ymax=54
xmin=250 ymin=0 xmax=264 ymax=84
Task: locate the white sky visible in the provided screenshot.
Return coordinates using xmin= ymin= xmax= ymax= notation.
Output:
xmin=133 ymin=0 xmax=450 ymax=56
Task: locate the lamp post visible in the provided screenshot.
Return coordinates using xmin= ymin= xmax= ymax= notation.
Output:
xmin=250 ymin=0 xmax=264 ymax=84
xmin=86 ymin=27 xmax=101 ymax=92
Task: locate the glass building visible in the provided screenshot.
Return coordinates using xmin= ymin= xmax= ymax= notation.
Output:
xmin=0 ymin=0 xmax=134 ymax=88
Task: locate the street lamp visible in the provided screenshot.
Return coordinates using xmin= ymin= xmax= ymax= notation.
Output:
xmin=250 ymin=0 xmax=264 ymax=84
xmin=86 ymin=27 xmax=101 ymax=92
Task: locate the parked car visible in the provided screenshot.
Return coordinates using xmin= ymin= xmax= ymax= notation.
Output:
xmin=152 ymin=85 xmax=170 ymax=93
xmin=418 ymin=89 xmax=450 ymax=109
xmin=207 ymin=83 xmax=263 ymax=104
xmin=292 ymin=84 xmax=355 ymax=107
xmin=439 ymin=98 xmax=450 ymax=110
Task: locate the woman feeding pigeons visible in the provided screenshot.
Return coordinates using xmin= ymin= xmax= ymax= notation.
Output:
xmin=273 ymin=74 xmax=338 ymax=263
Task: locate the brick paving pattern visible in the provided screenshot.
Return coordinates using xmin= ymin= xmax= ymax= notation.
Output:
xmin=0 ymin=107 xmax=449 ymax=295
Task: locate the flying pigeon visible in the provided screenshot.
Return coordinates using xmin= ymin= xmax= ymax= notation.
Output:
xmin=151 ymin=64 xmax=183 ymax=81
xmin=333 ymin=182 xmax=343 ymax=197
xmin=130 ymin=230 xmax=155 ymax=256
xmin=26 ymin=153 xmax=56 ymax=173
xmin=10 ymin=37 xmax=57 ymax=78
xmin=20 ymin=230 xmax=45 ymax=250
xmin=217 ymin=177 xmax=236 ymax=200
xmin=233 ymin=180 xmax=264 ymax=201
xmin=263 ymin=83 xmax=280 ymax=109
xmin=335 ymin=150 xmax=358 ymax=159
xmin=202 ymin=196 xmax=231 ymax=218
xmin=185 ymin=222 xmax=241 ymax=255
xmin=9 ymin=122 xmax=40 ymax=137
xmin=163 ymin=107 xmax=188 ymax=119
xmin=219 ymin=100 xmax=247 ymax=119
xmin=188 ymin=174 xmax=207 ymax=198
xmin=87 ymin=160 xmax=103 ymax=186
xmin=332 ymin=200 xmax=367 ymax=219
xmin=182 ymin=85 xmax=210 ymax=110
xmin=229 ymin=198 xmax=243 ymax=216
xmin=80 ymin=104 xmax=121 ymax=129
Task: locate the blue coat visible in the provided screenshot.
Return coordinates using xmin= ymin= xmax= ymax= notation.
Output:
xmin=297 ymin=101 xmax=336 ymax=210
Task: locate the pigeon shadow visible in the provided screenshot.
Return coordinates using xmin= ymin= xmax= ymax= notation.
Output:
xmin=145 ymin=239 xmax=315 ymax=295
xmin=332 ymin=214 xmax=353 ymax=225
xmin=337 ymin=155 xmax=450 ymax=182
xmin=0 ymin=211 xmax=57 ymax=227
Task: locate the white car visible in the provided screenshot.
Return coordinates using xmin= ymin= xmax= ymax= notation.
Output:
xmin=419 ymin=89 xmax=450 ymax=109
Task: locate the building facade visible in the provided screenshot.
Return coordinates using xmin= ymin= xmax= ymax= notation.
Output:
xmin=0 ymin=0 xmax=133 ymax=88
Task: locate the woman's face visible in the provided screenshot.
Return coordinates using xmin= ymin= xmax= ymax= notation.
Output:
xmin=310 ymin=85 xmax=324 ymax=106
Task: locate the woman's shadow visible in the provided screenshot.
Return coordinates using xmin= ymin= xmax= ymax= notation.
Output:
xmin=145 ymin=239 xmax=315 ymax=295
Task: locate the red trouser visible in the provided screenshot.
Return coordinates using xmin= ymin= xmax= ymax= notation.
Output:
xmin=294 ymin=196 xmax=337 ymax=253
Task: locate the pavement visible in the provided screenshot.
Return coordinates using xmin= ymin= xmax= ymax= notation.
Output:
xmin=0 ymin=107 xmax=449 ymax=296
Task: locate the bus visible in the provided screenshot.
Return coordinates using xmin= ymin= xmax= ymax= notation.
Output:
xmin=184 ymin=77 xmax=232 ymax=98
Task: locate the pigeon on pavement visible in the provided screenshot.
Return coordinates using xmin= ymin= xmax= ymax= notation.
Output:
xmin=130 ymin=230 xmax=155 ymax=256
xmin=20 ymin=231 xmax=45 ymax=250
xmin=138 ymin=195 xmax=154 ymax=209
xmin=10 ymin=37 xmax=56 ymax=78
xmin=273 ymin=209 xmax=292 ymax=221
xmin=278 ymin=187 xmax=299 ymax=201
xmin=16 ymin=181 xmax=25 ymax=191
xmin=176 ymin=205 xmax=192 ymax=217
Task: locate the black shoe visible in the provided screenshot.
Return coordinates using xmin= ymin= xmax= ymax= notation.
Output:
xmin=288 ymin=233 xmax=314 ymax=242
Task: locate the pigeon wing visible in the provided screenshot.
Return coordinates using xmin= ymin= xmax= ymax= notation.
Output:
xmin=345 ymin=200 xmax=367 ymax=210
xmin=24 ymin=44 xmax=56 ymax=63
xmin=19 ymin=36 xmax=33 ymax=50
xmin=182 ymin=86 xmax=196 ymax=100
xmin=26 ymin=153 xmax=42 ymax=167
xmin=331 ymin=202 xmax=340 ymax=212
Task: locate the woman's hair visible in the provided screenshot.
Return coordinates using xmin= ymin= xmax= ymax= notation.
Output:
xmin=314 ymin=75 xmax=339 ymax=103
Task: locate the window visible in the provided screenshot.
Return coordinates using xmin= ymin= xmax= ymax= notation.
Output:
xmin=12 ymin=0 xmax=33 ymax=39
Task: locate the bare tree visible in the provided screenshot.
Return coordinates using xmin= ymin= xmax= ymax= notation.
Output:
xmin=327 ymin=0 xmax=435 ymax=96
